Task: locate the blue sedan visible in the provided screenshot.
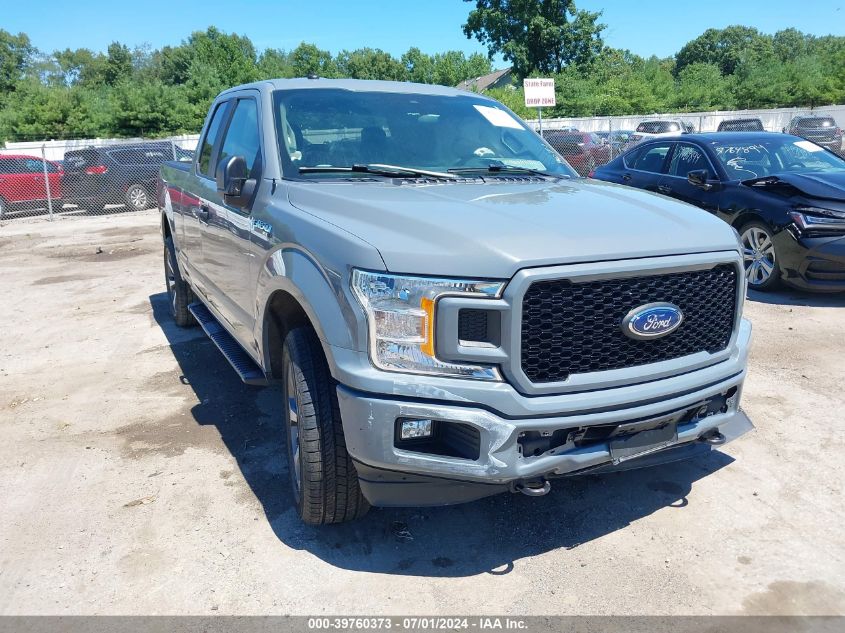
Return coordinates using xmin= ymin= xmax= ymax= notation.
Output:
xmin=592 ymin=132 xmax=845 ymax=293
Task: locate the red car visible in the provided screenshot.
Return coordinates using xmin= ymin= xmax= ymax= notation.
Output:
xmin=0 ymin=154 xmax=63 ymax=218
xmin=542 ymin=132 xmax=611 ymax=176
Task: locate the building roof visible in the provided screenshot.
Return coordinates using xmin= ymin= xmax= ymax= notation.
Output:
xmin=456 ymin=67 xmax=514 ymax=92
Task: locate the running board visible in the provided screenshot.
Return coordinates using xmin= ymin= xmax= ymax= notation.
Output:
xmin=188 ymin=302 xmax=268 ymax=386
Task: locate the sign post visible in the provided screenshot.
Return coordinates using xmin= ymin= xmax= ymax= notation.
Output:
xmin=523 ymin=78 xmax=556 ymax=136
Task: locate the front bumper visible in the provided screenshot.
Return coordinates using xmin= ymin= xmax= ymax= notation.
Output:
xmin=335 ymin=319 xmax=753 ymax=507
xmin=774 ymin=229 xmax=845 ymax=292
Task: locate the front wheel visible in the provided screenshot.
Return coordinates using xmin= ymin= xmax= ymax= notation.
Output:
xmin=740 ymin=221 xmax=781 ymax=291
xmin=283 ymin=327 xmax=369 ymax=525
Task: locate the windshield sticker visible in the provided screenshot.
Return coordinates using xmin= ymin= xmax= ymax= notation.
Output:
xmin=473 ymin=105 xmax=524 ymax=130
xmin=794 ymin=140 xmax=824 ymax=153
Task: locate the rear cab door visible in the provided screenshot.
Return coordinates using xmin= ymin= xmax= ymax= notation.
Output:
xmin=179 ymin=98 xmax=233 ymax=289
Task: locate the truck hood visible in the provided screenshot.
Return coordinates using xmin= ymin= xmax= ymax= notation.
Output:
xmin=287 ymin=178 xmax=739 ymax=278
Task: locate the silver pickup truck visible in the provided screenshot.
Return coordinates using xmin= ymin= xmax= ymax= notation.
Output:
xmin=158 ymin=78 xmax=753 ymax=525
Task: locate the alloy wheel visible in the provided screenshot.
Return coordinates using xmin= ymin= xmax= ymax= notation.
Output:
xmin=128 ymin=186 xmax=148 ymax=210
xmin=741 ymin=226 xmax=776 ymax=286
xmin=285 ymin=369 xmax=302 ymax=501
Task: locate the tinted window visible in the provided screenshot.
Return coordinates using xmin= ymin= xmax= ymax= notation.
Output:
xmin=546 ymin=134 xmax=585 ymax=156
xmin=0 ymin=159 xmax=16 ymax=174
xmin=636 ymin=121 xmax=681 ymax=134
xmin=198 ymin=102 xmax=230 ymax=177
xmin=22 ymin=158 xmax=45 ymax=173
xmin=631 ymin=144 xmax=671 ymax=173
xmin=64 ymin=150 xmax=101 ymax=172
xmin=796 ymin=117 xmax=836 ymax=128
xmin=218 ymin=98 xmax=261 ymax=175
xmin=668 ymin=144 xmax=710 ymax=178
xmin=109 ymin=147 xmax=169 ymax=166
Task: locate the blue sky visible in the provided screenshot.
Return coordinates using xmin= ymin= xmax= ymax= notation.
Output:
xmin=4 ymin=0 xmax=844 ymax=62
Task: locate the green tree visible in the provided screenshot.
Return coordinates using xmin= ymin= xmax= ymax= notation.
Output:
xmin=0 ymin=30 xmax=34 ymax=93
xmin=290 ymin=43 xmax=335 ymax=77
xmin=675 ymin=26 xmax=771 ymax=76
xmin=257 ymin=48 xmax=294 ymax=79
xmin=335 ymin=48 xmax=407 ymax=80
xmin=673 ymin=62 xmax=734 ymax=110
xmin=462 ymin=0 xmax=604 ymax=78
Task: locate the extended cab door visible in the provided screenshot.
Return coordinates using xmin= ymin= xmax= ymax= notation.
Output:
xmin=197 ymin=93 xmax=263 ymax=345
xmin=181 ymin=100 xmax=231 ymax=287
xmin=656 ymin=142 xmax=721 ymax=213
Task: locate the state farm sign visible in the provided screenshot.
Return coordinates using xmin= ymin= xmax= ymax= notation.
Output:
xmin=523 ymin=78 xmax=556 ymax=108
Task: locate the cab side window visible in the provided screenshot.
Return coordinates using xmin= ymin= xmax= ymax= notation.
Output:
xmin=217 ymin=98 xmax=261 ymax=177
xmin=198 ymin=102 xmax=230 ymax=177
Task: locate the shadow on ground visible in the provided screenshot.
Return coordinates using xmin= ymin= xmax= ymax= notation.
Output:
xmin=747 ymin=287 xmax=845 ymax=308
xmin=150 ymin=291 xmax=735 ymax=578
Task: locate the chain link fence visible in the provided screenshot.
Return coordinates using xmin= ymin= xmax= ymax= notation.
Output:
xmin=0 ymin=136 xmax=198 ymax=223
xmin=532 ymin=107 xmax=845 ymax=174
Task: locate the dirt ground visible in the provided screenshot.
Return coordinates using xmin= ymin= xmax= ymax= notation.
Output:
xmin=0 ymin=212 xmax=843 ymax=616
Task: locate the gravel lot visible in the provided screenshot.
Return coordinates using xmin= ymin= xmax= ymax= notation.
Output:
xmin=1 ymin=212 xmax=843 ymax=616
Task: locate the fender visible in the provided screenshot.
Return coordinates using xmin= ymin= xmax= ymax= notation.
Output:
xmin=253 ymin=242 xmax=373 ymax=375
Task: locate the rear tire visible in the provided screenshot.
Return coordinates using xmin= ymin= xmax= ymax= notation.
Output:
xmin=126 ymin=184 xmax=152 ymax=211
xmin=283 ymin=327 xmax=369 ymax=525
xmin=164 ymin=236 xmax=196 ymax=327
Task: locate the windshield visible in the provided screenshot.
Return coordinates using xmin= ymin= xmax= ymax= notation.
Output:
xmin=713 ymin=137 xmax=845 ymax=180
xmin=272 ymin=89 xmax=576 ymax=179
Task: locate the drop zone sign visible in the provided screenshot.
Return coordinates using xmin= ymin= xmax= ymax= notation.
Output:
xmin=523 ymin=78 xmax=556 ymax=108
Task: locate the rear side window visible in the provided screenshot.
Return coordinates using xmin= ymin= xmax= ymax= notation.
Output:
xmin=109 ymin=147 xmax=169 ymax=166
xmin=217 ymin=99 xmax=261 ymax=175
xmin=631 ymin=144 xmax=672 ymax=173
xmin=198 ymin=102 xmax=230 ymax=177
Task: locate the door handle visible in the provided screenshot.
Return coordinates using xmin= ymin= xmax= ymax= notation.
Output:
xmin=197 ymin=204 xmax=210 ymax=223
xmin=657 ymin=185 xmax=672 ymax=194
xmin=622 ymin=173 xmax=632 ymax=182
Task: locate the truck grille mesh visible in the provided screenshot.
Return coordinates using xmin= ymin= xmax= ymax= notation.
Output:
xmin=520 ymin=265 xmax=738 ymax=383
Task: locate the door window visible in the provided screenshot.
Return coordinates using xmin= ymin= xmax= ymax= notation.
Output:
xmin=198 ymin=102 xmax=230 ymax=177
xmin=217 ymin=98 xmax=261 ymax=176
xmin=668 ymin=144 xmax=710 ymax=178
xmin=631 ymin=144 xmax=672 ymax=173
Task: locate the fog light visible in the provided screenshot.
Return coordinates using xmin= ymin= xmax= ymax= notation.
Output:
xmin=399 ymin=418 xmax=433 ymax=440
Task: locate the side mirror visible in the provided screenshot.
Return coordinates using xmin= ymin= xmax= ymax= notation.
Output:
xmin=687 ymin=169 xmax=714 ymax=190
xmin=215 ymin=155 xmax=252 ymax=208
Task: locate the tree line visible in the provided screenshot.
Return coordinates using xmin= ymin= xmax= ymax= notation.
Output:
xmin=1 ymin=3 xmax=843 ymax=141
xmin=0 ymin=27 xmax=492 ymax=141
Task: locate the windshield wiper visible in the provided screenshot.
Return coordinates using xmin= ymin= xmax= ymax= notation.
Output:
xmin=448 ymin=164 xmax=567 ymax=179
xmin=299 ymin=163 xmax=457 ymax=180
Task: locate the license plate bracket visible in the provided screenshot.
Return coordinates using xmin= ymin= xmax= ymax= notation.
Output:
xmin=609 ymin=422 xmax=678 ymax=465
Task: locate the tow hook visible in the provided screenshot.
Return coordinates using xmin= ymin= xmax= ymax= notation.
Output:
xmin=512 ymin=480 xmax=551 ymax=497
xmin=700 ymin=430 xmax=726 ymax=446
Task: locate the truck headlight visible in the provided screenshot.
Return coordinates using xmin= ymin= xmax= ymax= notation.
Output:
xmin=351 ymin=269 xmax=504 ymax=380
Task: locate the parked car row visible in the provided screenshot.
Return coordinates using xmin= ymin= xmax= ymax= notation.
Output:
xmin=592 ymin=131 xmax=845 ymax=293
xmin=0 ymin=142 xmax=193 ymax=219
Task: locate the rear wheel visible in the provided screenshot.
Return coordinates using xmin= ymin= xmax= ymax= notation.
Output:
xmin=0 ymin=197 xmax=7 ymax=219
xmin=283 ymin=327 xmax=369 ymax=525
xmin=740 ymin=221 xmax=781 ymax=291
xmin=163 ymin=236 xmax=196 ymax=327
xmin=126 ymin=184 xmax=151 ymax=211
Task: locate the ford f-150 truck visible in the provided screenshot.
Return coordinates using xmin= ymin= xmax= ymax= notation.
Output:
xmin=158 ymin=78 xmax=753 ymax=525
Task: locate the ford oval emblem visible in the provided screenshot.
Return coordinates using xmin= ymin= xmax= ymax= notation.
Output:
xmin=622 ymin=302 xmax=684 ymax=340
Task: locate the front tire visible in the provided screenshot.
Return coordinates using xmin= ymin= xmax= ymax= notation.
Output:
xmin=740 ymin=221 xmax=781 ymax=291
xmin=163 ymin=236 xmax=196 ymax=327
xmin=283 ymin=327 xmax=369 ymax=525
